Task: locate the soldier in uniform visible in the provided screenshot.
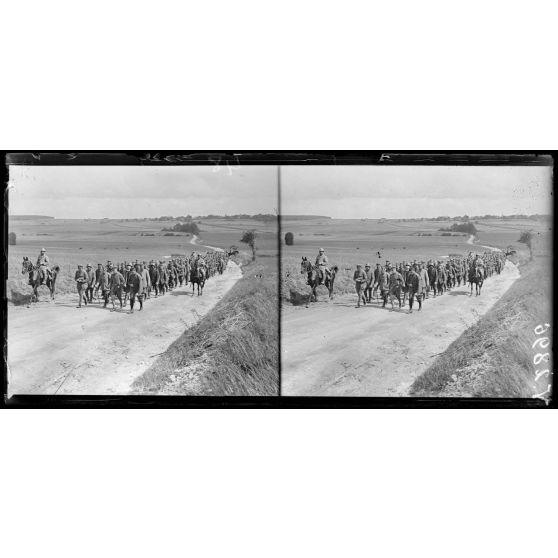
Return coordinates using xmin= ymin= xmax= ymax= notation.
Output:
xmin=315 ymin=248 xmax=329 ymax=285
xmin=388 ymin=264 xmax=404 ymax=309
xmin=149 ymin=261 xmax=159 ymax=297
xmin=95 ymin=264 xmax=109 ymax=307
xmin=157 ymin=262 xmax=167 ymax=295
xmin=127 ymin=265 xmax=143 ymax=313
xmin=353 ymin=264 xmax=368 ymax=308
xmin=85 ymin=264 xmax=96 ymax=303
xmin=374 ymin=263 xmax=389 ymax=308
xmin=418 ymin=262 xmax=430 ymax=299
xmin=364 ymin=263 xmax=374 ymax=303
xmin=405 ymin=264 xmax=422 ymax=313
xmin=36 ymin=248 xmax=50 ymax=285
xmin=75 ymin=264 xmax=88 ymax=308
xmin=140 ymin=262 xmax=151 ymax=299
xmin=109 ymin=265 xmax=126 ymax=310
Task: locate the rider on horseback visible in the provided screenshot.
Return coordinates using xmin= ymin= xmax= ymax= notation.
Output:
xmin=315 ymin=248 xmax=329 ymax=285
xmin=36 ymin=248 xmax=50 ymax=285
xmin=473 ymin=254 xmax=485 ymax=279
xmin=194 ymin=252 xmax=208 ymax=278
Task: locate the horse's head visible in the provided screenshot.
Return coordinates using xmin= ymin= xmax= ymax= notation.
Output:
xmin=21 ymin=257 xmax=33 ymax=274
xmin=300 ymin=257 xmax=312 ymax=275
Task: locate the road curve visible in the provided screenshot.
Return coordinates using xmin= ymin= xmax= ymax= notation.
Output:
xmin=7 ymin=261 xmax=242 ymax=396
xmin=281 ymin=260 xmax=519 ymax=397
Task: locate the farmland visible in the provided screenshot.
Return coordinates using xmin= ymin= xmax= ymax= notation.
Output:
xmin=8 ymin=216 xmax=277 ymax=303
xmin=7 ymin=215 xmax=279 ymax=396
xmin=281 ymin=216 xmax=550 ymax=302
xmin=280 ymin=215 xmax=552 ymax=397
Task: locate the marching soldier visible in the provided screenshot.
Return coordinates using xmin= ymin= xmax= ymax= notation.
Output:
xmin=405 ymin=264 xmax=422 ymax=313
xmin=127 ymin=265 xmax=143 ymax=313
xmin=364 ymin=263 xmax=374 ymax=302
xmin=85 ymin=263 xmax=95 ymax=303
xmin=353 ymin=264 xmax=368 ymax=308
xmin=75 ymin=264 xmax=88 ymax=308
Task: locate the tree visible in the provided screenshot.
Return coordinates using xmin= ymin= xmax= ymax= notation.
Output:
xmin=518 ymin=230 xmax=534 ymax=261
xmin=8 ymin=232 xmax=16 ymax=245
xmin=240 ymin=230 xmax=257 ymax=261
xmin=284 ymin=232 xmax=294 ymax=246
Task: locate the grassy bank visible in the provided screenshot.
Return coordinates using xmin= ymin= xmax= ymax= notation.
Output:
xmin=132 ymin=256 xmax=279 ymax=396
xmin=410 ymin=252 xmax=552 ymax=398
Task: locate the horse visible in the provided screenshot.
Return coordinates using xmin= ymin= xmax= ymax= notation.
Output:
xmin=21 ymin=257 xmax=59 ymax=302
xmin=469 ymin=266 xmax=484 ymax=296
xmin=300 ymin=257 xmax=338 ymax=302
xmin=190 ymin=266 xmax=206 ymax=296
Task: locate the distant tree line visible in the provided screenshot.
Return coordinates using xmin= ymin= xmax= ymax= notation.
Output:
xmin=395 ymin=213 xmax=549 ymax=222
xmin=161 ymin=221 xmax=200 ymax=234
xmin=439 ymin=222 xmax=478 ymax=235
xmin=196 ymin=213 xmax=277 ymax=222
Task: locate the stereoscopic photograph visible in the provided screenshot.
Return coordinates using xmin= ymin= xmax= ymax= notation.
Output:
xmin=6 ymin=161 xmax=279 ymax=397
xmin=280 ymin=162 xmax=553 ymax=399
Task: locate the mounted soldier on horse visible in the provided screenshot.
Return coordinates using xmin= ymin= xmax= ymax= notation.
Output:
xmin=300 ymin=250 xmax=338 ymax=302
xmin=21 ymin=249 xmax=60 ymax=302
xmin=190 ymin=252 xmax=207 ymax=295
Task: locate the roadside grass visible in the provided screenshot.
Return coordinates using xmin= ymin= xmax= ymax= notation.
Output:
xmin=410 ymin=252 xmax=552 ymax=398
xmin=131 ymin=256 xmax=279 ymax=396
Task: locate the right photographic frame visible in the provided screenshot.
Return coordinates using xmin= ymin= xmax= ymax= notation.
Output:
xmin=279 ymin=153 xmax=553 ymax=402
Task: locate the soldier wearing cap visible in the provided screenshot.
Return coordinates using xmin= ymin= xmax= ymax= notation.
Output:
xmin=85 ymin=263 xmax=96 ymax=303
xmin=353 ymin=264 xmax=368 ymax=307
xmin=418 ymin=262 xmax=430 ymax=299
xmin=374 ymin=263 xmax=389 ymax=307
xmin=75 ymin=264 xmax=88 ymax=308
xmin=36 ymin=248 xmax=51 ymax=285
xmin=405 ymin=264 xmax=422 ymax=313
xmin=149 ymin=260 xmax=159 ymax=297
xmin=127 ymin=264 xmax=143 ymax=313
xmin=109 ymin=265 xmax=126 ymax=310
xmin=95 ymin=263 xmax=110 ymax=307
xmin=140 ymin=262 xmax=151 ymax=299
xmin=363 ymin=263 xmax=374 ymax=303
xmin=315 ymin=248 xmax=329 ymax=284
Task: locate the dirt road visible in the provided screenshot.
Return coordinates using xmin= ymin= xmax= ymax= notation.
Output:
xmin=281 ymin=260 xmax=519 ymax=396
xmin=7 ymin=261 xmax=242 ymax=396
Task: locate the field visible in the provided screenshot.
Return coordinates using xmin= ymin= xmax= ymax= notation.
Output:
xmin=7 ymin=215 xmax=279 ymax=396
xmin=281 ymin=215 xmax=552 ymax=398
xmin=8 ymin=216 xmax=278 ymax=304
xmin=131 ymin=227 xmax=278 ymax=395
xmin=281 ymin=217 xmax=551 ymax=302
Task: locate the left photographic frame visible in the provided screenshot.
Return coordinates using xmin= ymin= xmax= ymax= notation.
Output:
xmin=4 ymin=153 xmax=280 ymax=400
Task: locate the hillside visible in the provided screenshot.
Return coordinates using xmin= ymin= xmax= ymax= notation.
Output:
xmin=410 ymin=251 xmax=552 ymax=399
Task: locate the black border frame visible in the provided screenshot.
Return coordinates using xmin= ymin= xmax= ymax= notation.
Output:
xmin=2 ymin=150 xmax=555 ymax=409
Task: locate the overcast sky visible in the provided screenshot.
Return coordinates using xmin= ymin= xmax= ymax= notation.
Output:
xmin=281 ymin=165 xmax=553 ymax=218
xmin=8 ymin=165 xmax=278 ymax=219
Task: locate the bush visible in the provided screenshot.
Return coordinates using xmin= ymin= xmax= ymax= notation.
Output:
xmin=284 ymin=232 xmax=294 ymax=245
xmin=439 ymin=222 xmax=477 ymax=235
xmin=162 ymin=221 xmax=200 ymax=235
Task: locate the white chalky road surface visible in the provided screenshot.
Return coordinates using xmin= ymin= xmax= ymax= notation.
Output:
xmin=282 ymin=260 xmax=519 ymax=397
xmin=7 ymin=261 xmax=241 ymax=396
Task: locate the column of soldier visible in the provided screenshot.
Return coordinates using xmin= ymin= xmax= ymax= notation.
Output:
xmin=350 ymin=250 xmax=506 ymax=312
xmin=73 ymin=251 xmax=228 ymax=312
